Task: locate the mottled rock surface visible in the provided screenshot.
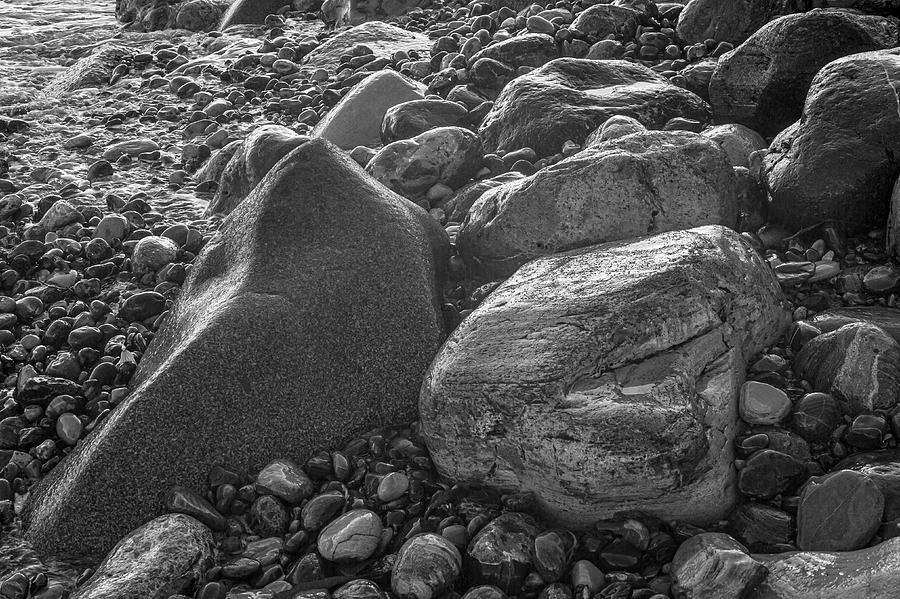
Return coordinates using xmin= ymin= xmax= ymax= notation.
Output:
xmin=421 ymin=226 xmax=788 ymax=528
xmin=302 ymin=22 xmax=432 ymax=70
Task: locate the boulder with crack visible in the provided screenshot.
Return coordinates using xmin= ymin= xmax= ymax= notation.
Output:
xmin=421 ymin=225 xmax=789 ymax=529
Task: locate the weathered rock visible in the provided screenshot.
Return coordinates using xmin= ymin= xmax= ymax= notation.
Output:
xmin=465 ymin=513 xmax=540 ymax=594
xmin=219 ymin=0 xmax=291 ymax=28
xmin=676 ymin=0 xmax=801 ymax=45
xmin=765 ymin=49 xmax=900 ymax=234
xmin=381 ymin=99 xmax=469 ymax=144
xmin=23 ymin=139 xmax=448 ymax=561
xmin=791 ymin=392 xmax=841 ymax=442
xmin=255 ymin=459 xmax=314 ymax=505
xmin=738 ymin=449 xmax=808 ymax=499
xmin=70 ymin=514 xmax=214 ymax=599
xmin=468 ymin=33 xmax=558 ymax=71
xmin=671 ymin=533 xmax=768 ymax=599
xmin=585 ymin=115 xmax=646 ymax=146
xmin=569 ymin=4 xmax=642 ymax=40
xmin=442 ymin=173 xmax=525 ymax=222
xmin=392 ymin=533 xmax=462 ymax=599
xmin=833 ymin=449 xmax=900 ymax=520
xmin=750 ymin=538 xmax=900 ymax=599
xmin=810 ymin=306 xmax=900 ymax=344
xmin=303 ymin=22 xmax=431 ymax=70
xmin=728 ymin=503 xmax=794 ymax=551
xmin=42 ymin=44 xmax=134 ymax=98
xmin=103 ymin=138 xmax=160 ymax=161
xmin=457 ymin=130 xmax=737 ymax=278
xmin=796 ymin=470 xmax=884 ymax=551
xmin=195 ymin=140 xmax=241 ymax=186
xmin=173 ymin=0 xmax=226 ymax=31
xmin=206 ymin=125 xmax=307 ymax=217
xmin=314 ymin=70 xmax=425 ymax=151
xmin=709 ymin=9 xmax=899 ymax=137
xmin=478 ymin=58 xmax=711 ymax=158
xmin=367 ymin=127 xmax=483 ymax=201
xmin=421 ymin=226 xmax=788 ymax=529
xmin=132 ymin=236 xmax=178 ymax=275
xmin=795 ymin=322 xmax=900 ymax=414
xmin=700 ymin=124 xmax=767 ymax=168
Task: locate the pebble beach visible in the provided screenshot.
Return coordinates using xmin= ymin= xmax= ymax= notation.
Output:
xmin=3 ymin=0 xmax=900 ymax=598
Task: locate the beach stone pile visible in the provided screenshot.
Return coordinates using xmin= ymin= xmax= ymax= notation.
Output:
xmin=7 ymin=0 xmax=900 ymax=597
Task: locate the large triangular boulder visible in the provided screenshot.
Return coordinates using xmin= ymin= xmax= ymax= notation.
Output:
xmin=709 ymin=9 xmax=899 ymax=137
xmin=23 ymin=138 xmax=449 ymax=561
xmin=421 ymin=226 xmax=789 ymax=529
xmin=676 ymin=0 xmax=802 ymax=45
xmin=477 ymin=58 xmax=711 ymax=158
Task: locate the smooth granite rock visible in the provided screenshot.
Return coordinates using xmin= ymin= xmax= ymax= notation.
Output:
xmin=22 ymin=139 xmax=448 ymax=561
xmin=796 ymin=470 xmax=884 ymax=551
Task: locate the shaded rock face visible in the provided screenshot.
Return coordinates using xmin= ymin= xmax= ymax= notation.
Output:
xmin=313 ymin=70 xmax=425 ymax=151
xmin=700 ymin=124 xmax=766 ymax=168
xmin=443 ymin=172 xmax=525 ymax=223
xmin=810 ymin=306 xmax=900 ymax=343
xmin=23 ymin=139 xmax=449 ymax=561
xmin=421 ymin=226 xmax=788 ymax=529
xmin=796 ymin=470 xmax=884 ymax=551
xmin=195 ymin=139 xmax=242 ymax=185
xmin=709 ymin=9 xmax=899 ymax=137
xmin=672 ymin=533 xmax=768 ymax=599
xmin=834 ymin=449 xmax=900 ymax=520
xmin=764 ymin=49 xmax=900 ymax=234
xmin=478 ymin=58 xmax=711 ymax=158
xmin=676 ymin=0 xmax=802 ymax=45
xmin=205 ymin=125 xmax=308 ymax=217
xmin=219 ymin=0 xmax=292 ymax=28
xmin=302 ymin=22 xmax=432 ymax=70
xmin=41 ymin=45 xmax=134 ymax=98
xmin=794 ymin=322 xmax=900 ymax=415
xmin=468 ymin=33 xmax=559 ymax=72
xmin=749 ymin=538 xmax=900 ymax=599
xmin=457 ymin=130 xmax=738 ymax=278
xmin=71 ymin=514 xmax=215 ymax=599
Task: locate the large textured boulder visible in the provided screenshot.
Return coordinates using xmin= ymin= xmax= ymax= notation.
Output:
xmin=23 ymin=139 xmax=449 ymax=561
xmin=457 ymin=130 xmax=738 ymax=278
xmin=421 ymin=226 xmax=788 ymax=528
xmin=303 ymin=22 xmax=432 ymax=70
xmin=811 ymin=306 xmax=900 ymax=343
xmin=765 ymin=49 xmax=900 ymax=234
xmin=676 ymin=0 xmax=802 ymax=45
xmin=834 ymin=449 xmax=900 ymax=520
xmin=116 ymin=0 xmax=226 ymax=31
xmin=700 ymin=124 xmax=767 ymax=167
xmin=468 ymin=33 xmax=559 ymax=71
xmin=205 ymin=125 xmax=307 ymax=217
xmin=219 ymin=0 xmax=291 ymax=28
xmin=478 ymin=58 xmax=711 ymax=157
xmin=313 ymin=70 xmax=425 ymax=150
xmin=709 ymin=9 xmax=899 ymax=137
xmin=749 ymin=538 xmax=900 ymax=598
xmin=71 ymin=514 xmax=215 ymax=599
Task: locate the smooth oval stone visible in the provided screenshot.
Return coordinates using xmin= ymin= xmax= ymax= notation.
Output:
xmin=55 ymin=413 xmax=82 ymax=446
xmin=119 ymin=291 xmax=166 ymax=323
xmin=132 ymin=235 xmax=178 ymax=274
xmin=461 ymin=586 xmax=508 ymax=599
xmin=833 ymin=449 xmax=900 ymax=521
xmin=533 ymin=529 xmax=576 ymax=583
xmin=300 ymin=491 xmax=345 ymax=530
xmin=317 ymin=509 xmax=383 ymax=563
xmin=165 ymin=485 xmax=226 ymax=531
xmin=728 ymin=502 xmax=793 ymax=551
xmin=243 ymin=537 xmax=283 ymax=566
xmin=256 ymin=458 xmax=314 ymax=505
xmin=94 ymin=214 xmax=130 ymax=243
xmin=570 ymin=559 xmax=605 ymax=593
xmin=846 ymin=414 xmax=888 ymax=450
xmin=377 ymin=471 xmax=409 ymax=502
xmin=333 ymin=579 xmax=387 ymax=599
xmin=792 ymin=392 xmax=841 ymax=442
xmin=797 ymin=470 xmax=884 ymax=551
xmin=392 ymin=533 xmax=462 ymax=599
xmin=740 ymin=381 xmax=792 ymax=425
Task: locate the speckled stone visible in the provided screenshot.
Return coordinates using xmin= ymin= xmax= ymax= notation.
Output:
xmin=22 ymin=139 xmax=449 ymax=562
xmin=317 ymin=509 xmax=383 ymax=563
